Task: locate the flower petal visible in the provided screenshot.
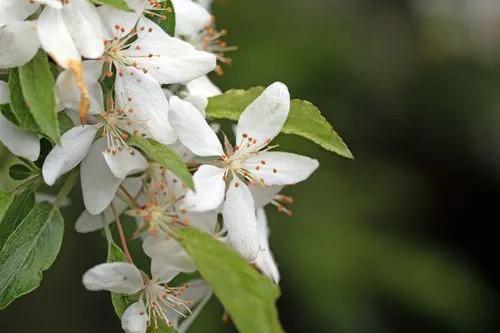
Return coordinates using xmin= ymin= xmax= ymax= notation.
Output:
xmin=250 ymin=185 xmax=283 ymax=209
xmin=254 ymin=209 xmax=280 ymax=283
xmin=236 ymin=82 xmax=290 ymax=145
xmin=184 ymin=211 xmax=218 ymax=234
xmin=56 ymin=60 xmax=104 ymax=114
xmin=103 ymin=149 xmax=148 ymax=179
xmin=82 ymin=262 xmax=144 ymax=294
xmin=123 ymin=17 xmax=216 ymax=84
xmin=172 ymin=0 xmax=211 ymax=36
xmin=0 ymin=113 xmax=40 ymax=161
xmin=222 ymin=179 xmax=260 ymax=261
xmin=115 ymin=66 xmax=176 ymax=145
xmin=37 ymin=7 xmax=80 ymax=68
xmin=0 ymin=21 xmax=40 ymax=68
xmin=42 ymin=125 xmax=98 ymax=185
xmin=61 ymin=0 xmax=104 ymax=59
xmin=245 ymin=151 xmax=319 ymax=186
xmin=169 ymin=96 xmax=223 ymax=157
xmin=75 ymin=177 xmax=143 ymax=233
xmin=121 ymin=300 xmax=148 ymax=333
xmin=182 ymin=165 xmax=226 ymax=212
xmin=0 ymin=1 xmax=39 ymax=26
xmin=81 ymin=139 xmax=123 ymax=215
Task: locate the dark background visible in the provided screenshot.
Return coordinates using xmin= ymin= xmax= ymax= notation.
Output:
xmin=2 ymin=0 xmax=500 ymax=332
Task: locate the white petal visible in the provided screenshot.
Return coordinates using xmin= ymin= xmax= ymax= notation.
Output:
xmin=236 ymin=82 xmax=290 ymax=145
xmin=81 ymin=139 xmax=123 ymax=215
xmin=97 ymin=5 xmax=140 ymax=39
xmin=172 ymin=0 xmax=211 ymax=36
xmin=121 ymin=300 xmax=148 ymax=333
xmin=186 ymin=76 xmax=221 ymax=98
xmin=123 ymin=17 xmax=216 ymax=84
xmin=61 ymin=0 xmax=104 ymax=59
xmin=182 ymin=165 xmax=225 ymax=212
xmin=254 ymin=209 xmax=280 ymax=283
xmin=115 ymin=66 xmax=176 ymax=145
xmin=103 ymin=149 xmax=148 ymax=179
xmin=42 ymin=125 xmax=98 ymax=186
xmin=169 ymin=96 xmax=223 ymax=157
xmin=245 ymin=151 xmax=319 ymax=186
xmin=222 ymin=179 xmax=260 ymax=261
xmin=82 ymin=262 xmax=144 ymax=294
xmin=0 ymin=113 xmax=40 ymax=161
xmin=37 ymin=7 xmax=80 ymax=68
xmin=0 ymin=81 xmax=9 ymax=104
xmin=0 ymin=1 xmax=39 ymax=26
xmin=250 ymin=185 xmax=283 ymax=209
xmin=75 ymin=177 xmax=143 ymax=233
xmin=184 ymin=211 xmax=218 ymax=234
xmin=56 ymin=60 xmax=104 ymax=114
xmin=0 ymin=21 xmax=40 ymax=68
xmin=151 ymin=254 xmax=192 ymax=284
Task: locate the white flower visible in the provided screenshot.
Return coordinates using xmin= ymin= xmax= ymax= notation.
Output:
xmin=42 ymin=126 xmax=149 ymax=215
xmin=35 ymin=0 xmax=105 ymax=68
xmin=0 ymin=20 xmax=40 ymax=68
xmin=127 ymin=166 xmax=218 ymax=275
xmin=98 ymin=10 xmax=216 ymax=85
xmin=83 ymin=262 xmax=211 ymax=333
xmin=0 ymin=81 xmax=40 ymax=160
xmin=168 ymin=82 xmax=319 ymax=260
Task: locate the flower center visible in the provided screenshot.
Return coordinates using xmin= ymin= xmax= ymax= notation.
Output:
xmin=128 ymin=171 xmax=188 ymax=237
xmin=142 ymin=281 xmax=192 ymax=329
xmin=186 ymin=19 xmax=237 ymax=75
xmin=221 ymin=133 xmax=273 ymax=186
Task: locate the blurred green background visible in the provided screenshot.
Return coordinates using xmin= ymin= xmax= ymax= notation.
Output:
xmin=2 ymin=0 xmax=500 ymax=332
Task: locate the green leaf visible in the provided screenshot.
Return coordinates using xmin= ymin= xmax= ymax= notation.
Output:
xmin=0 ymin=104 xmax=18 ymax=125
xmin=8 ymin=164 xmax=34 ymax=181
xmin=129 ymin=136 xmax=194 ymax=190
xmin=0 ymin=191 xmax=35 ymax=249
xmin=107 ymin=241 xmax=136 ymax=317
xmin=206 ymin=87 xmax=353 ymax=158
xmin=148 ymin=0 xmax=176 ymax=36
xmin=90 ymin=0 xmax=132 ymax=11
xmin=0 ymin=201 xmax=64 ymax=309
xmin=8 ymin=68 xmax=38 ymax=131
xmin=173 ymin=227 xmax=283 ymax=333
xmin=0 ymin=192 xmax=13 ymax=223
xmin=18 ymin=50 xmax=60 ymax=143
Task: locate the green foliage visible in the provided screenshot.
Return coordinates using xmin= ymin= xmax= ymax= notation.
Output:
xmin=18 ymin=50 xmax=60 ymax=143
xmin=0 ymin=192 xmax=13 ymax=222
xmin=8 ymin=164 xmax=34 ymax=181
xmin=173 ymin=227 xmax=283 ymax=333
xmin=129 ymin=136 xmax=194 ymax=190
xmin=0 ymin=191 xmax=35 ymax=248
xmin=206 ymin=87 xmax=353 ymax=158
xmin=58 ymin=112 xmax=75 ymax=134
xmin=148 ymin=0 xmax=176 ymax=36
xmin=90 ymin=0 xmax=132 ymax=11
xmin=8 ymin=69 xmax=38 ymax=131
xmin=0 ymin=201 xmax=64 ymax=309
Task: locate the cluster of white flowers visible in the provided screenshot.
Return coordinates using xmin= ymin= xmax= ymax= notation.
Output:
xmin=0 ymin=1 xmax=319 ymax=332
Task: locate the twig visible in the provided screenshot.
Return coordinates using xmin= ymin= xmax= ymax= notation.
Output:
xmin=110 ymin=202 xmax=134 ymax=264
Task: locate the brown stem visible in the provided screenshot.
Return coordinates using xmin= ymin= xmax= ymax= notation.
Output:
xmin=110 ymin=202 xmax=133 ymax=264
xmin=119 ymin=185 xmax=141 ymax=209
